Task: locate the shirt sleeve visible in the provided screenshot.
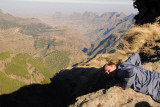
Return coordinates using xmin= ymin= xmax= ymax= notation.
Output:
xmin=118 ymin=67 xmax=136 ymax=90
xmin=116 ymin=53 xmax=141 ymax=89
xmin=121 ymin=53 xmax=142 ymax=67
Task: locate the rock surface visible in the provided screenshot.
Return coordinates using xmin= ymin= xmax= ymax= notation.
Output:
xmin=70 ymin=86 xmax=160 ymax=107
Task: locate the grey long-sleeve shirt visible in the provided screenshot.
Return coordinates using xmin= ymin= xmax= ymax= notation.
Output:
xmin=116 ymin=53 xmax=160 ymax=102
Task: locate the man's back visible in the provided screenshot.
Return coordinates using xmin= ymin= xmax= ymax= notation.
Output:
xmin=116 ymin=53 xmax=160 ymax=102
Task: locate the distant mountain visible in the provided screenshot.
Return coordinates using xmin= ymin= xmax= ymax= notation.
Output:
xmin=40 ymin=26 xmax=90 ymax=64
xmin=0 ymin=9 xmax=52 ymax=36
xmin=87 ymin=14 xmax=135 ymax=42
xmin=86 ymin=33 xmax=122 ymax=57
xmin=49 ymin=12 xmax=134 ymax=43
xmin=85 ymin=14 xmax=135 ymax=57
xmin=40 ymin=12 xmax=135 ymax=58
xmin=0 ymin=10 xmax=89 ymax=63
xmin=0 ymin=10 xmax=89 ymax=94
xmin=38 ymin=11 xmax=135 ymax=58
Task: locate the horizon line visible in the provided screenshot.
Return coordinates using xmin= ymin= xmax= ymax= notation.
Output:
xmin=13 ymin=0 xmax=133 ymax=5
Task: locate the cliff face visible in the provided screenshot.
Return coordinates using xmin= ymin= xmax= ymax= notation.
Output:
xmin=86 ymin=14 xmax=135 ymax=57
xmin=133 ymin=0 xmax=160 ymax=25
xmin=0 ymin=21 xmax=159 ymax=107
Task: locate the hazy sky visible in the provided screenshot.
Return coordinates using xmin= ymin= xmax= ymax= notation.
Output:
xmin=0 ymin=0 xmax=138 ymax=16
xmin=16 ymin=0 xmax=133 ymax=5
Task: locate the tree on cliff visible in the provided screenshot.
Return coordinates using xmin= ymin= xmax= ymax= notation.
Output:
xmin=133 ymin=0 xmax=160 ymax=25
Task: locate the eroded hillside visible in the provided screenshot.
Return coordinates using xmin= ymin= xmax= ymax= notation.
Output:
xmin=0 ymin=10 xmax=90 ymax=95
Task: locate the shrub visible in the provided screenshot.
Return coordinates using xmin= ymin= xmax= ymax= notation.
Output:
xmin=5 ymin=53 xmax=54 ymax=84
xmin=45 ymin=51 xmax=70 ymax=73
xmin=0 ymin=71 xmax=26 ymax=95
xmin=28 ymin=57 xmax=53 ymax=84
xmin=5 ymin=53 xmax=30 ymax=79
xmin=0 ymin=52 xmax=11 ymax=60
xmin=34 ymin=38 xmax=63 ymax=49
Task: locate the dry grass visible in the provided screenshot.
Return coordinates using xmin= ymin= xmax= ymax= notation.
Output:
xmin=0 ymin=28 xmax=35 ymax=55
xmin=142 ymin=61 xmax=160 ymax=73
xmin=120 ymin=22 xmax=160 ymax=53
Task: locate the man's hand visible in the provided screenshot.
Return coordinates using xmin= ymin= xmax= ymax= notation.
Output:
xmin=116 ymin=83 xmax=125 ymax=90
xmin=116 ymin=86 xmax=124 ymax=90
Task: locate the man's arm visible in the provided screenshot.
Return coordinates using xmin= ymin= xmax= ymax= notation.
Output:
xmin=116 ymin=53 xmax=141 ymax=90
xmin=117 ymin=53 xmax=141 ymax=79
xmin=116 ymin=72 xmax=135 ymax=90
xmin=122 ymin=53 xmax=142 ymax=67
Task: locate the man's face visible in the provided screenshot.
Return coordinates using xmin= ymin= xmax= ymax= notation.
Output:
xmin=105 ymin=65 xmax=116 ymax=75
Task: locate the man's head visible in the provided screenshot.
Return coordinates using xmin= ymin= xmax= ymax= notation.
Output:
xmin=104 ymin=62 xmax=117 ymax=75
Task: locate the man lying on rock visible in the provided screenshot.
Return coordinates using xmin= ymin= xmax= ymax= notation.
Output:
xmin=104 ymin=53 xmax=160 ymax=103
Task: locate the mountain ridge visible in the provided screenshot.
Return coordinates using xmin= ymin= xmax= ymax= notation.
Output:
xmin=0 ymin=9 xmax=89 ymax=63
xmin=84 ymin=14 xmax=135 ymax=57
xmin=0 ymin=10 xmax=90 ymax=94
xmin=40 ymin=11 xmax=134 ymax=43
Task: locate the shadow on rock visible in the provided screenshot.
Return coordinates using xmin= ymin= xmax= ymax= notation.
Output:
xmin=135 ymin=101 xmax=151 ymax=107
xmin=0 ymin=67 xmax=117 ymax=107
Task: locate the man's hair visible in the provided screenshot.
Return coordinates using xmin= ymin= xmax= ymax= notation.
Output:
xmin=106 ymin=62 xmax=116 ymax=65
xmin=103 ymin=61 xmax=116 ymax=71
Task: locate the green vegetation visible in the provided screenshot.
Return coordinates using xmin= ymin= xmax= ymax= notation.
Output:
xmin=45 ymin=51 xmax=70 ymax=73
xmin=20 ymin=23 xmax=52 ymax=36
xmin=34 ymin=38 xmax=64 ymax=49
xmin=3 ymin=52 xmax=70 ymax=84
xmin=0 ymin=52 xmax=11 ymax=60
xmin=28 ymin=57 xmax=53 ymax=84
xmin=5 ymin=53 xmax=53 ymax=84
xmin=0 ymin=51 xmax=70 ymax=94
xmin=5 ymin=53 xmax=30 ymax=79
xmin=0 ymin=71 xmax=26 ymax=94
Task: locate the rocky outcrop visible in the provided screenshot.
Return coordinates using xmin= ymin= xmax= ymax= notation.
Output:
xmin=133 ymin=0 xmax=160 ymax=25
xmin=70 ymin=86 xmax=160 ymax=107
